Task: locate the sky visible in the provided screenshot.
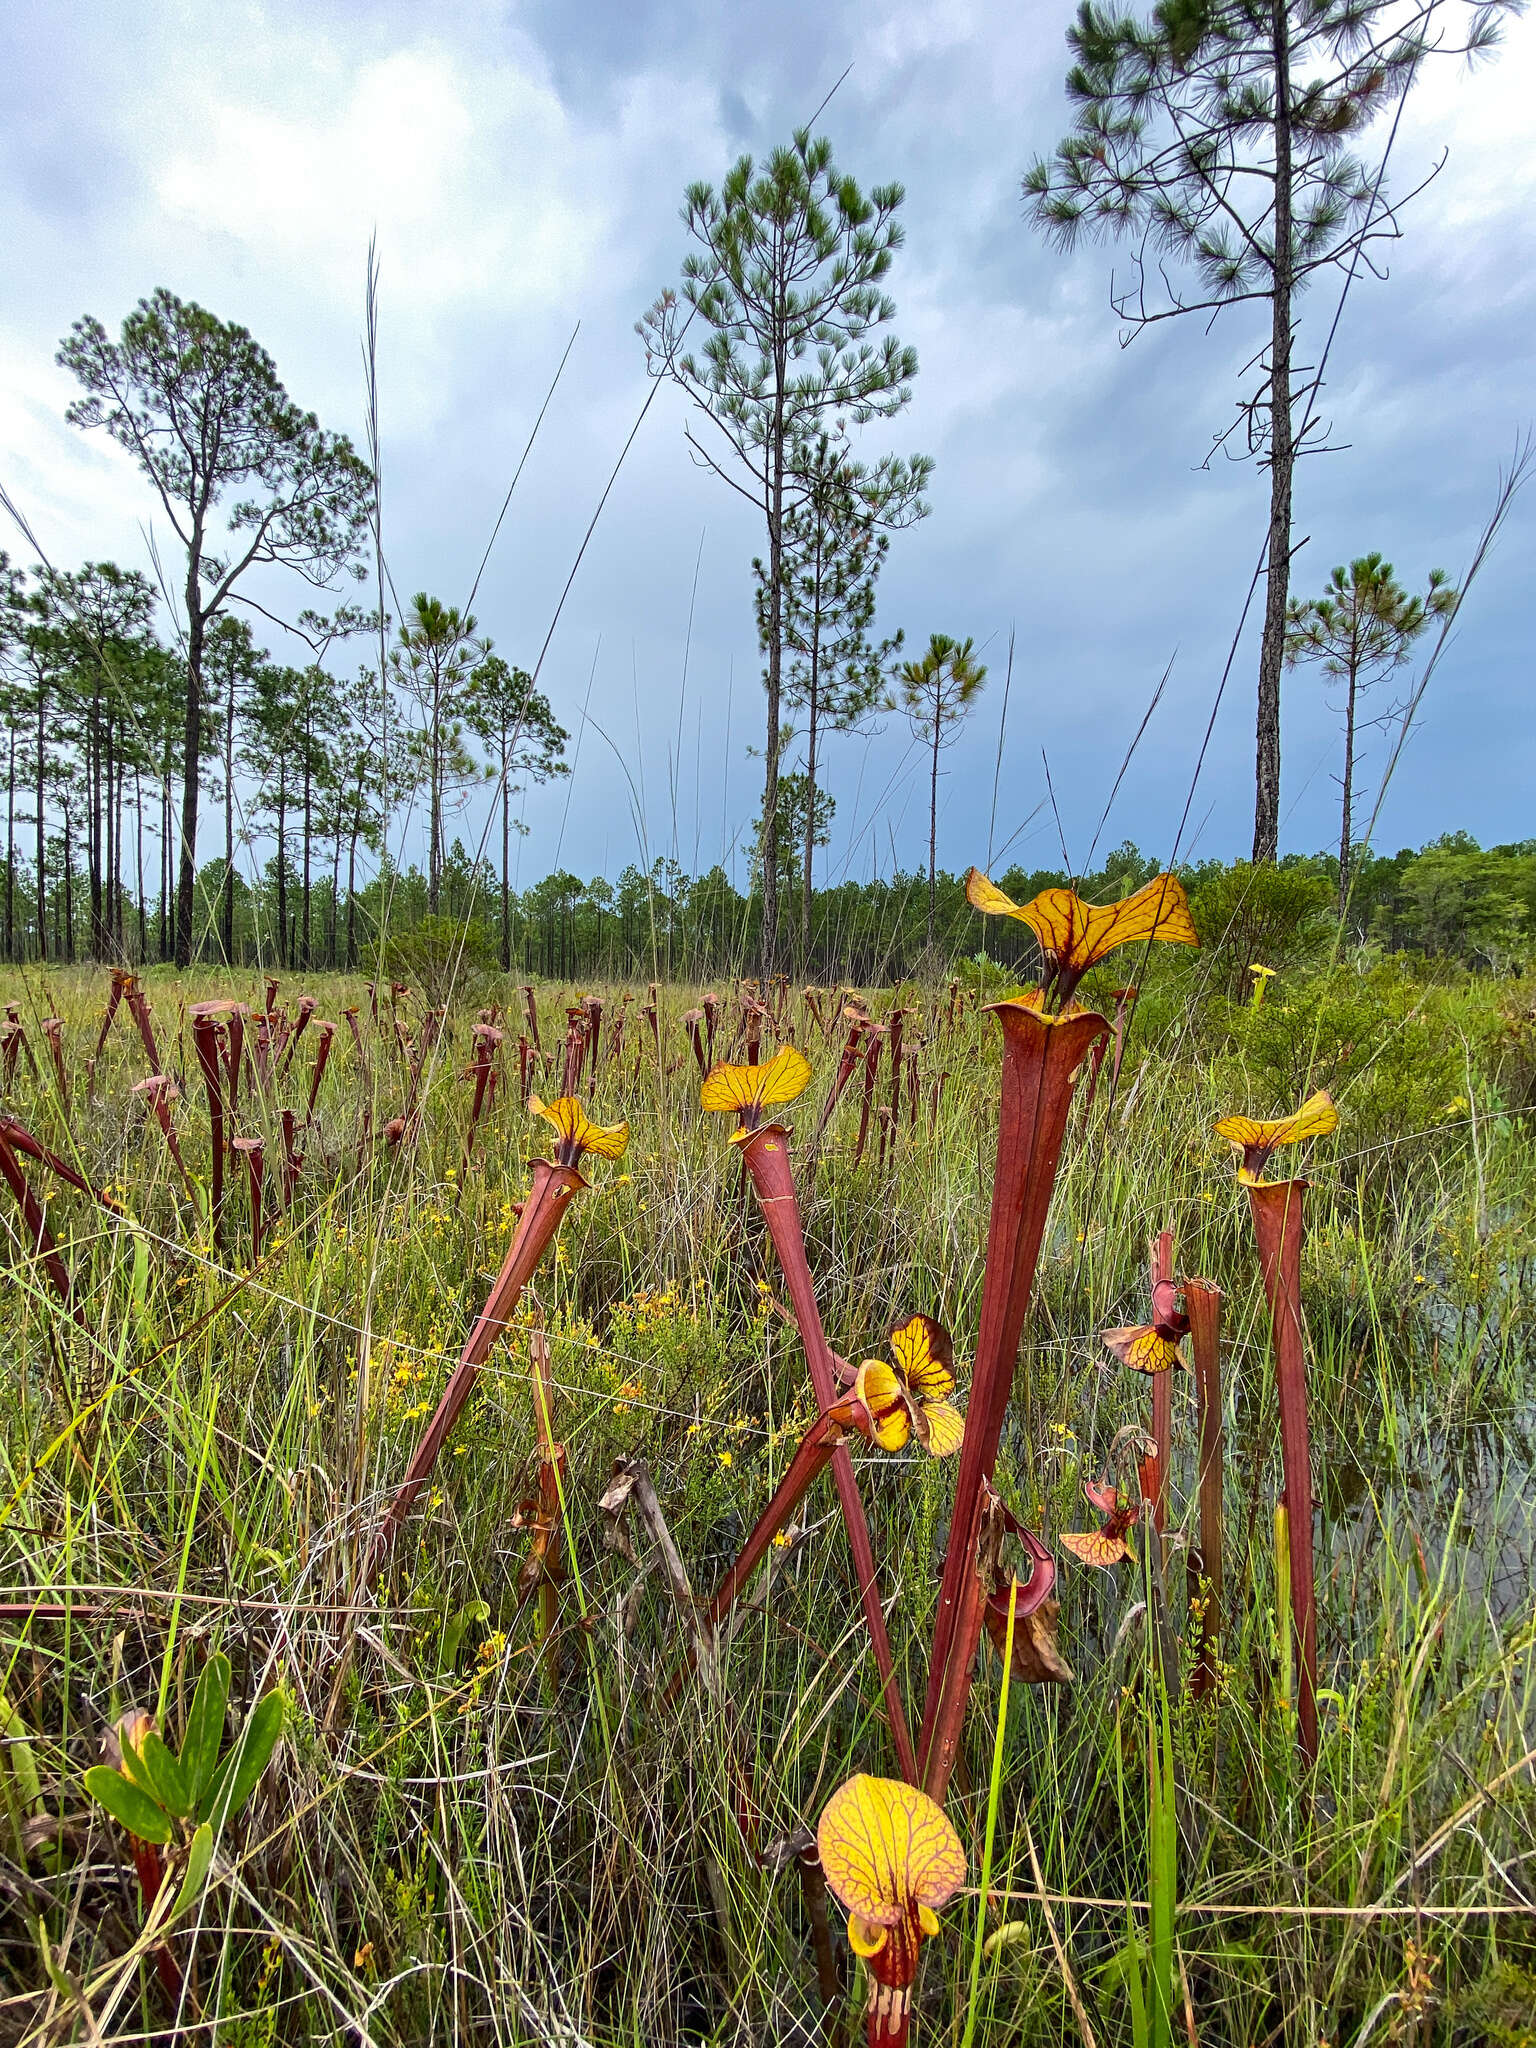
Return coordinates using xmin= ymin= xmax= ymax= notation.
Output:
xmin=1 ymin=0 xmax=1532 ymax=900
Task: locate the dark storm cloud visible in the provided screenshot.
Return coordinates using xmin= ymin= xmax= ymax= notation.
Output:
xmin=2 ymin=0 xmax=1530 ymax=896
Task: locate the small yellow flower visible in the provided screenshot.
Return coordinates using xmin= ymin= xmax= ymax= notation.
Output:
xmin=717 ymin=1450 xmax=733 ymax=1469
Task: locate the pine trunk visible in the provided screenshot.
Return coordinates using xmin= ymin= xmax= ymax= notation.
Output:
xmin=34 ymin=682 xmax=46 ymax=961
xmin=176 ymin=589 xmax=205 ymax=967
xmin=1253 ymin=0 xmax=1294 ymax=865
xmin=928 ymin=702 xmax=940 ymax=950
xmin=1339 ymin=666 xmax=1357 ymax=916
xmin=222 ymin=659 xmax=236 ymax=963
xmin=501 ymin=760 xmax=512 ymax=972
xmin=276 ymin=769 xmax=288 ymax=970
xmin=761 ymin=337 xmax=787 ymax=974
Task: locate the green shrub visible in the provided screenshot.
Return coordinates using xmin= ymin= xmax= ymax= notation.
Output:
xmin=1190 ymin=859 xmax=1335 ymax=997
xmin=1213 ymin=956 xmax=1467 ymax=1170
xmin=383 ymin=914 xmax=495 ymax=1006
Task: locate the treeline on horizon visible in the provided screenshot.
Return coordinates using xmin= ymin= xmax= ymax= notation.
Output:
xmin=6 ymin=5 xmax=1526 ymax=990
xmin=0 ymin=829 xmax=1531 ymax=986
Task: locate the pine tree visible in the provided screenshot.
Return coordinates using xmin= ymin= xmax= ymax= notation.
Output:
xmin=462 ymin=655 xmax=568 ymax=971
xmin=1285 ymin=552 xmax=1456 ymax=911
xmin=757 ymin=431 xmax=930 ymax=963
xmin=59 ymin=292 xmax=371 ymax=960
xmin=640 ymin=129 xmax=918 ymax=967
xmin=1024 ymin=0 xmax=1516 ymax=860
xmin=895 ymin=635 xmax=987 ymax=950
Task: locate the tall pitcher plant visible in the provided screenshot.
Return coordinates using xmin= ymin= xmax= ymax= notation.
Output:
xmin=1215 ymin=1091 xmax=1338 ymax=1762
xmin=683 ymin=870 xmax=1198 ymax=2045
xmin=916 ymin=869 xmax=1198 ymax=1801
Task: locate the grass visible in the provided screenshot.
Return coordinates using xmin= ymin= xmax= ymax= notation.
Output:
xmin=0 ymin=957 xmax=1533 ymax=2045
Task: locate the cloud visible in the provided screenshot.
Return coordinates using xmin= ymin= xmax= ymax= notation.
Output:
xmin=1 ymin=0 xmax=1531 ymax=896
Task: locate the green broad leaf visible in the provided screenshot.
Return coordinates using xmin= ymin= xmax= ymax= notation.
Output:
xmin=83 ymin=1766 xmax=172 ymax=1846
xmin=0 ymin=1693 xmax=42 ymax=1815
xmin=114 ymin=1733 xmax=163 ymax=1807
xmin=197 ymin=1691 xmax=284 ymax=1828
xmin=171 ymin=1823 xmax=214 ymax=1917
xmin=138 ymin=1730 xmax=192 ymax=1819
xmin=177 ymin=1655 xmax=230 ymax=1803
xmin=130 ymin=1233 xmax=150 ymax=1316
xmin=439 ymin=1600 xmax=489 ymax=1672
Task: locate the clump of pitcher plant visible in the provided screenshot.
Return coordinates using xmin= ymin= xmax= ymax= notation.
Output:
xmin=369 ymin=1092 xmax=627 ymax=1580
xmin=1214 ymin=1088 xmax=1338 ymax=1761
xmin=1102 ymin=1227 xmax=1189 ymax=1534
xmin=697 ymin=1042 xmax=916 ymax=1776
xmin=916 ymin=865 xmax=1197 ymax=1800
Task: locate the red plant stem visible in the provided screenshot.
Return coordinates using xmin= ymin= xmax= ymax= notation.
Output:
xmin=662 ymin=1404 xmax=856 ymax=1706
xmin=279 ymin=1110 xmax=302 ymax=1207
xmin=279 ymin=1003 xmax=315 ymax=1078
xmin=853 ymin=1033 xmax=882 ymax=1164
xmin=686 ymin=1015 xmax=708 ymax=1075
xmin=127 ymin=1836 xmax=184 ymax=2002
xmin=234 ymin=1140 xmax=265 ymax=1251
xmin=1146 ymin=1369 xmax=1171 ymax=1539
xmin=739 ymin=1124 xmax=918 ymax=1783
xmin=0 ymin=1116 xmax=113 ymax=1210
xmin=586 ymin=997 xmax=603 ymax=1072
xmin=0 ymin=1134 xmax=81 ymax=1318
xmin=1186 ymin=1278 xmax=1225 ymax=1697
xmin=251 ymin=1014 xmax=273 ymax=1089
xmin=125 ymin=987 xmax=162 ymax=1074
xmin=42 ymin=1021 xmax=68 ymax=1108
xmin=1142 ymin=1228 xmax=1174 ymax=1538
xmin=225 ymin=1007 xmax=245 ymax=1102
xmin=306 ymin=1026 xmax=335 ymax=1121
xmin=461 ymin=1060 xmax=493 ymax=1175
xmin=368 ymin=1158 xmax=584 ymax=1582
xmin=701 ymin=1417 xmax=844 ymax=1638
xmin=929 ymin=1071 xmax=948 ymax=1134
xmin=520 ymin=1334 xmax=568 ymax=1687
xmin=887 ymin=1009 xmax=907 ymax=1127
xmin=191 ymin=1019 xmax=225 ymax=1246
xmin=147 ymin=1094 xmax=198 ymax=1202
xmin=918 ymin=999 xmax=1107 ymax=1800
xmin=815 ymin=1017 xmax=865 ymax=1138
xmin=93 ymin=973 xmax=127 ymax=1062
xmin=1247 ymin=1178 xmax=1318 ymax=1762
